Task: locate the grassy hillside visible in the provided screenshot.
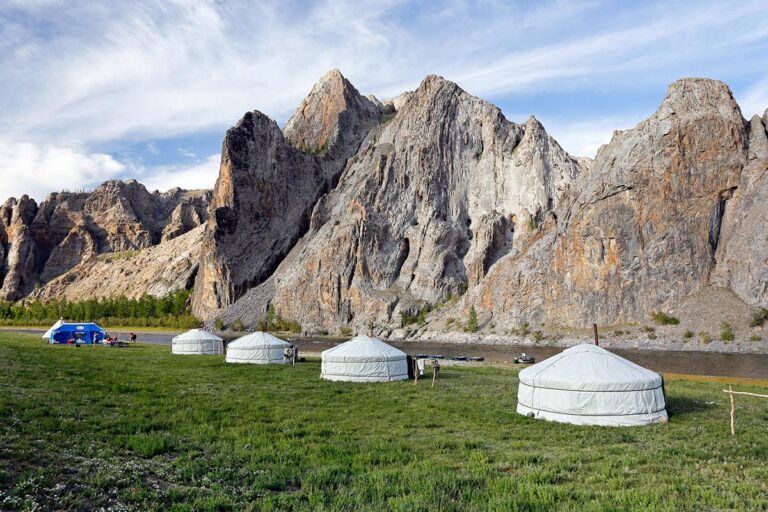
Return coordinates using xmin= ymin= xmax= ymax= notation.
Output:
xmin=0 ymin=333 xmax=766 ymax=511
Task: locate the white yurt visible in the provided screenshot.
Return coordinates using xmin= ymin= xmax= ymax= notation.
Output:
xmin=321 ymin=335 xmax=409 ymax=382
xmin=517 ymin=344 xmax=667 ymax=426
xmin=226 ymin=332 xmax=292 ymax=364
xmin=42 ymin=318 xmax=64 ymax=340
xmin=171 ymin=329 xmax=224 ymax=355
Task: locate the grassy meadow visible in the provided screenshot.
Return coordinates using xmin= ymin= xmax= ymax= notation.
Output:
xmin=0 ymin=333 xmax=767 ymax=511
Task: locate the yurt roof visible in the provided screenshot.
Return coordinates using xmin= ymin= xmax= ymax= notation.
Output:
xmin=172 ymin=329 xmax=223 ymax=343
xmin=322 ymin=335 xmax=406 ymax=362
xmin=518 ymin=344 xmax=662 ymax=392
xmin=228 ymin=332 xmax=290 ymax=349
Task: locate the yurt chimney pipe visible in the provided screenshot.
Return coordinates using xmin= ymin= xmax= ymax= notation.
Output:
xmin=593 ymin=324 xmax=599 ymax=346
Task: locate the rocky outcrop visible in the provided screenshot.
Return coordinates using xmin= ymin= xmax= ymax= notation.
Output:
xmin=209 ymin=73 xmax=581 ymax=330
xmin=192 ymin=69 xmax=382 ymax=317
xmin=0 ymin=181 xmax=210 ymax=301
xmin=439 ymin=78 xmax=761 ymax=331
xmin=710 ymin=110 xmax=768 ymax=305
xmin=201 ymin=73 xmax=767 ymax=339
xmin=32 ymin=226 xmax=204 ymax=302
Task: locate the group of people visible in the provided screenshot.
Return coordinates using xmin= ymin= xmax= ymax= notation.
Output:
xmin=103 ymin=332 xmax=138 ymax=345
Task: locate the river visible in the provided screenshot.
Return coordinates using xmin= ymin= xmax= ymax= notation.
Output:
xmin=10 ymin=328 xmax=767 ymax=380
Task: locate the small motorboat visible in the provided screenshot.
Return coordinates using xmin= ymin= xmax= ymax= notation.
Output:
xmin=469 ymin=356 xmax=485 ymax=362
xmin=451 ymin=356 xmax=469 ymax=361
xmin=513 ymin=353 xmax=535 ymax=364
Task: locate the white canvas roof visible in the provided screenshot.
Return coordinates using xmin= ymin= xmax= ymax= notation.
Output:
xmin=517 ymin=344 xmax=667 ymax=426
xmin=321 ymin=335 xmax=408 ymax=382
xmin=172 ymin=329 xmax=223 ymax=355
xmin=226 ymin=332 xmax=291 ymax=364
xmin=42 ymin=319 xmax=64 ymax=339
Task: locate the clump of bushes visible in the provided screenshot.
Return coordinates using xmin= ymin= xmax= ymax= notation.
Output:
xmin=339 ymin=326 xmax=353 ymax=337
xmin=532 ymin=331 xmax=544 ymax=343
xmin=683 ymin=329 xmax=694 ymax=339
xmin=465 ymin=306 xmax=478 ymax=333
xmin=214 ymin=318 xmax=225 ymax=331
xmin=400 ymin=304 xmax=431 ymax=327
xmin=699 ymin=331 xmax=712 ymax=344
xmin=233 ymin=318 xmax=244 ymax=332
xmin=257 ymin=305 xmax=301 ymax=333
xmin=0 ymin=289 xmax=200 ymax=329
xmin=652 ymin=311 xmax=680 ymax=325
xmin=719 ymin=322 xmax=735 ymax=342
xmin=641 ymin=325 xmax=655 ymax=333
xmin=750 ymin=335 xmax=762 ymax=342
xmin=750 ymin=308 xmax=768 ymax=327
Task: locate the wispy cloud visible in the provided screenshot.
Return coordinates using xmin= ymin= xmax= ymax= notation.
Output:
xmin=0 ymin=0 xmax=766 ymax=200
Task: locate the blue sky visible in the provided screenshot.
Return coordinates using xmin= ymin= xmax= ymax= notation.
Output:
xmin=1 ymin=0 xmax=767 ymax=201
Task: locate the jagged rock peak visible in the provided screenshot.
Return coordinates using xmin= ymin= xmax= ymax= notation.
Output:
xmin=283 ymin=69 xmax=380 ymax=156
xmin=659 ymin=78 xmax=740 ymax=114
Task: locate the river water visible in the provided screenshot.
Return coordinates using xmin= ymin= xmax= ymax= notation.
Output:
xmin=11 ymin=328 xmax=767 ymax=380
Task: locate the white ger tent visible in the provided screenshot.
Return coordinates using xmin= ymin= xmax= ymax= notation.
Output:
xmin=171 ymin=329 xmax=223 ymax=355
xmin=226 ymin=332 xmax=291 ymax=364
xmin=42 ymin=318 xmax=64 ymax=340
xmin=517 ymin=344 xmax=667 ymax=426
xmin=321 ymin=335 xmax=409 ymax=382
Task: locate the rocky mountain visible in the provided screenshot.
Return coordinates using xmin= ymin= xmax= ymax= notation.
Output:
xmin=194 ymin=71 xmax=766 ymax=343
xmin=4 ymin=69 xmax=766 ymax=350
xmin=200 ymin=71 xmax=583 ymax=330
xmin=0 ymin=180 xmax=209 ymax=301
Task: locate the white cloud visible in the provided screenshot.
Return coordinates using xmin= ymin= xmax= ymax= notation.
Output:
xmin=0 ymin=0 xmax=766 ymax=198
xmin=0 ymin=140 xmax=124 ymax=201
xmin=136 ymin=154 xmax=220 ymax=194
xmin=543 ymin=115 xmax=645 ymax=157
xmin=736 ymin=78 xmax=768 ymax=119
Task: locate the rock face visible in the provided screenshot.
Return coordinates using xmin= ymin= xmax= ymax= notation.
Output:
xmin=204 ymin=72 xmax=581 ymax=330
xmin=32 ymin=226 xmax=204 ymax=302
xmin=198 ymin=72 xmax=767 ymax=337
xmin=0 ymin=181 xmax=209 ymax=301
xmin=191 ymin=69 xmax=381 ymax=317
xmin=446 ymin=78 xmax=764 ymax=330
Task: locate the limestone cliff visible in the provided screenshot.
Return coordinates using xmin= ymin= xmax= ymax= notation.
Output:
xmin=191 ymin=69 xmax=381 ymax=317
xmin=202 ymin=73 xmax=766 ymax=338
xmin=0 ymin=181 xmax=209 ymax=301
xmin=209 ymin=72 xmax=581 ymax=330
xmin=437 ymin=78 xmax=765 ymax=331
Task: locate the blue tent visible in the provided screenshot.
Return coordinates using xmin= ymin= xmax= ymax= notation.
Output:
xmin=49 ymin=322 xmax=107 ymax=344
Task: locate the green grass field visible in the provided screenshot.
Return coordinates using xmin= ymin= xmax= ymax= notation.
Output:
xmin=0 ymin=333 xmax=766 ymax=511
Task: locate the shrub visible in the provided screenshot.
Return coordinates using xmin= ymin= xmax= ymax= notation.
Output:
xmin=519 ymin=322 xmax=531 ymax=336
xmin=613 ymin=329 xmax=626 ymax=336
xmin=339 ymin=326 xmax=353 ymax=337
xmin=233 ymin=318 xmax=244 ymax=332
xmin=400 ymin=304 xmax=431 ymax=327
xmin=458 ymin=282 xmax=468 ymax=296
xmin=750 ymin=308 xmax=768 ymax=327
xmin=719 ymin=322 xmax=735 ymax=342
xmin=466 ymin=306 xmax=478 ymax=333
xmin=698 ymin=331 xmax=711 ymax=344
xmin=532 ymin=331 xmax=544 ymax=343
xmin=749 ymin=335 xmax=762 ymax=342
xmin=214 ymin=318 xmax=225 ymax=331
xmin=652 ymin=311 xmax=680 ymax=325
xmin=683 ymin=329 xmax=694 ymax=339
xmin=641 ymin=325 xmax=655 ymax=333
xmin=648 ymin=333 xmax=657 ymax=340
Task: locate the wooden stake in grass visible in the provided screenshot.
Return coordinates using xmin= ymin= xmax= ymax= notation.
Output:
xmin=721 ymin=386 xmax=768 ymax=436
xmin=593 ymin=323 xmax=599 ymax=346
xmin=729 ymin=384 xmax=735 ymax=436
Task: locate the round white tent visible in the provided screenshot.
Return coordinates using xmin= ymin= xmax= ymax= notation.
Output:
xmin=517 ymin=344 xmax=667 ymax=426
xmin=226 ymin=332 xmax=291 ymax=364
xmin=321 ymin=335 xmax=409 ymax=382
xmin=171 ymin=329 xmax=223 ymax=355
